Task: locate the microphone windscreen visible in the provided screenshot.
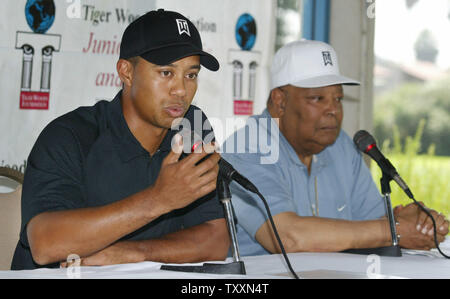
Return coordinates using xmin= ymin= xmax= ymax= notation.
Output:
xmin=353 ymin=130 xmax=376 ymax=152
xmin=177 ymin=129 xmax=203 ymax=154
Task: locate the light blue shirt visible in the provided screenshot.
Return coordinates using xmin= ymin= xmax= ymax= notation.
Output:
xmin=221 ymin=109 xmax=386 ymax=256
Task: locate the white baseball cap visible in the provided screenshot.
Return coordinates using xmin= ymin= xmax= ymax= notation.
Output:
xmin=270 ymin=40 xmax=360 ymax=89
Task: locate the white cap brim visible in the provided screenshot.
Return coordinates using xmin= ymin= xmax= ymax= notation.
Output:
xmin=290 ymin=74 xmax=360 ymax=88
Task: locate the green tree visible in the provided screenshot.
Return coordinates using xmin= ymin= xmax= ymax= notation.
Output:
xmin=405 ymin=0 xmax=419 ymax=9
xmin=414 ymin=29 xmax=439 ymax=63
xmin=374 ymin=75 xmax=450 ymax=156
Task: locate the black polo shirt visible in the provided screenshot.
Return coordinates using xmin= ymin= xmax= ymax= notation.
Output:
xmin=11 ymin=91 xmax=224 ymax=270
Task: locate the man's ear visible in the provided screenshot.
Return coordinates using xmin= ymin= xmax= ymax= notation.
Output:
xmin=116 ymin=59 xmax=134 ymax=87
xmin=270 ymin=88 xmax=287 ymax=117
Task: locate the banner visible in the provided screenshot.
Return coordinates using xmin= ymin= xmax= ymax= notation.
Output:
xmin=0 ymin=0 xmax=276 ymax=180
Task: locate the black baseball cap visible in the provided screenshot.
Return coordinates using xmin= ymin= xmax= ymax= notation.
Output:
xmin=119 ymin=9 xmax=219 ymax=71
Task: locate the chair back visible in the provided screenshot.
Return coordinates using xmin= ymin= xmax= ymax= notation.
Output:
xmin=0 ymin=167 xmax=24 ymax=270
xmin=0 ymin=186 xmax=22 ymax=270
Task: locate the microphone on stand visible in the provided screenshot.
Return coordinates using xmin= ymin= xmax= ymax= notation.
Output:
xmin=178 ymin=129 xmax=258 ymax=193
xmin=161 ymin=129 xmax=247 ymax=275
xmin=172 ymin=129 xmax=300 ymax=278
xmin=353 ymin=130 xmax=413 ymax=199
xmin=352 ymin=130 xmax=449 ymax=259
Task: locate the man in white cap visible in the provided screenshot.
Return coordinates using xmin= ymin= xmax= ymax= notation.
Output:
xmin=221 ymin=40 xmax=448 ymax=256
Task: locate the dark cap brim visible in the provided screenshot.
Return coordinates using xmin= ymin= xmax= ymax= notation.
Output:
xmin=140 ymin=44 xmax=220 ymax=71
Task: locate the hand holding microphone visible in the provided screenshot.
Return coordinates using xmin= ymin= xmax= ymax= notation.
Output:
xmin=178 ymin=129 xmax=259 ymax=193
xmin=151 ymin=133 xmax=220 ymax=214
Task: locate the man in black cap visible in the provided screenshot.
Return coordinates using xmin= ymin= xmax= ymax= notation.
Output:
xmin=11 ymin=9 xmax=229 ymax=270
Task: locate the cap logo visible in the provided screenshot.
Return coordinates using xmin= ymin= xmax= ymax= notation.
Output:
xmin=322 ymin=51 xmax=333 ymax=66
xmin=176 ymin=19 xmax=191 ymax=36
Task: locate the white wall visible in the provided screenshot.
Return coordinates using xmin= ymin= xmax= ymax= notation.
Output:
xmin=329 ymin=0 xmax=376 ymax=141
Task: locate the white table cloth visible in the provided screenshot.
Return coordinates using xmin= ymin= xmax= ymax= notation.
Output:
xmin=1 ymin=239 xmax=449 ymax=279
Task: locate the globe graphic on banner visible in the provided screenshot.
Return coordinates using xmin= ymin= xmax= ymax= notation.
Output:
xmin=235 ymin=13 xmax=257 ymax=51
xmin=25 ymin=0 xmax=55 ymax=34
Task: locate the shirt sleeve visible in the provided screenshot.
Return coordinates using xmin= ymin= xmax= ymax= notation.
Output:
xmin=19 ymin=121 xmax=85 ymax=247
xmin=180 ymin=191 xmax=225 ymax=228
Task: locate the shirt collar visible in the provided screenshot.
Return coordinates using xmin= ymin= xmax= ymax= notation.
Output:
xmin=107 ymin=91 xmax=176 ymax=162
xmin=312 ymin=150 xmax=330 ymax=174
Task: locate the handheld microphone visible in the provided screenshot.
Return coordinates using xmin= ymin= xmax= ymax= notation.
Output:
xmin=177 ymin=129 xmax=259 ymax=194
xmin=353 ymin=130 xmax=414 ymax=199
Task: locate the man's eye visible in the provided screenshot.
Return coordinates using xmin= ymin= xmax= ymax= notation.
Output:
xmin=186 ymin=73 xmax=198 ymax=79
xmin=308 ymin=96 xmax=322 ymax=102
xmin=336 ymin=97 xmax=344 ymax=102
xmin=160 ymin=71 xmax=172 ymax=77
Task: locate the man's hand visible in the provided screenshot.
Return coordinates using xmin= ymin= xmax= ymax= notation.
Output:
xmin=60 ymin=241 xmax=143 ymax=267
xmin=412 ymin=202 xmax=449 ymax=237
xmin=394 ymin=203 xmax=449 ymax=250
xmin=60 ymin=218 xmax=230 ymax=267
xmin=151 ymin=136 xmax=220 ymax=214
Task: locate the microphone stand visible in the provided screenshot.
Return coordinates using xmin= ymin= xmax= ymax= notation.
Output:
xmin=378 ymin=171 xmax=402 ymax=256
xmin=160 ymin=176 xmax=246 ymax=275
xmin=344 ymin=171 xmax=402 ymax=257
xmin=219 ymin=176 xmax=245 ymax=267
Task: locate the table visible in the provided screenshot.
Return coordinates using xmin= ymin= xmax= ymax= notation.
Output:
xmin=0 ymin=239 xmax=449 ymax=279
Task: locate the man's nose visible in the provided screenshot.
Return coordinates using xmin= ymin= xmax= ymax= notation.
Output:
xmin=170 ymin=76 xmax=187 ymax=98
xmin=325 ymin=97 xmax=341 ymax=116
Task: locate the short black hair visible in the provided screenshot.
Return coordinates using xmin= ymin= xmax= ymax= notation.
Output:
xmin=125 ymin=56 xmax=139 ymax=67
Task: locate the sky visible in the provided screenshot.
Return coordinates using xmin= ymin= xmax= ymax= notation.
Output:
xmin=374 ymin=0 xmax=450 ymax=69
